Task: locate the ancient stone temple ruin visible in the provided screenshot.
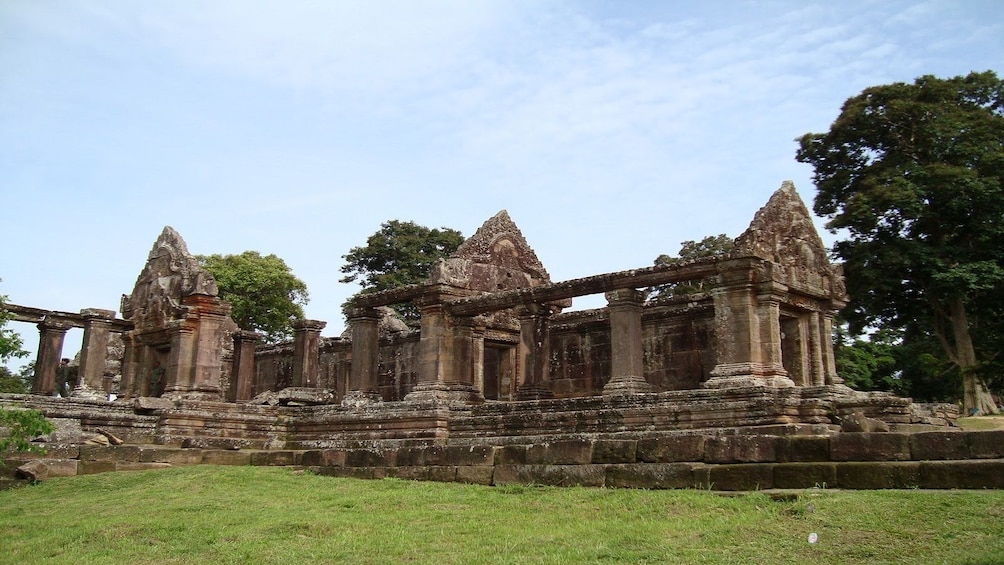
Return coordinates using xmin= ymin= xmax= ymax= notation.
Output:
xmin=3 ymin=182 xmax=1001 ymax=491
xmin=118 ymin=227 xmax=237 ymax=400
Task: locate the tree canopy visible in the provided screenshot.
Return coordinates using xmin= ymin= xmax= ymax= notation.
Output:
xmin=340 ymin=220 xmax=464 ymax=322
xmin=796 ymin=70 xmax=1004 ymax=415
xmin=650 ymin=234 xmax=733 ymax=299
xmin=0 ymin=281 xmax=27 ymax=368
xmin=197 ymin=252 xmax=309 ymax=344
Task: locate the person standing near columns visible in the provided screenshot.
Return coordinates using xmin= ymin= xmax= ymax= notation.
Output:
xmin=55 ymin=358 xmax=73 ymax=398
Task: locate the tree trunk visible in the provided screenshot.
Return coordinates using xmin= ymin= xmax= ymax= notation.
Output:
xmin=950 ymin=298 xmax=999 ymax=416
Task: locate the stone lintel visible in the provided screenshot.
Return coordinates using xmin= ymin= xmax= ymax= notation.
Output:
xmin=292 ymin=319 xmax=328 ymax=332
xmin=80 ymin=308 xmax=116 ymax=320
xmin=232 ymin=329 xmax=263 ymax=342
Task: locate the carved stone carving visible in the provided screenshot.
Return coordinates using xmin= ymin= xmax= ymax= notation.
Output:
xmin=731 ymin=181 xmax=842 ymax=296
xmin=121 ymin=226 xmax=220 ymax=329
xmin=429 ymin=210 xmax=552 ymax=292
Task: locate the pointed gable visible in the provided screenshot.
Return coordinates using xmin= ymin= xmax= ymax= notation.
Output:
xmin=120 ymin=226 xmax=220 ymax=327
xmin=732 ymin=181 xmax=840 ymax=294
xmin=428 ymin=210 xmax=552 ymax=292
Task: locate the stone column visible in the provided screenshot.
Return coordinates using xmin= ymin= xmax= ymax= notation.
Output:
xmin=602 ymin=289 xmax=653 ymax=396
xmin=405 ymin=300 xmax=483 ymax=403
xmin=470 ymin=319 xmax=486 ymax=397
xmin=119 ymin=332 xmax=140 ymax=399
xmin=704 ymin=274 xmax=794 ymax=388
xmin=343 ymin=308 xmax=382 ymax=406
xmin=77 ymin=308 xmax=116 ymax=396
xmin=808 ymin=310 xmax=826 ymax=386
xmin=821 ymin=312 xmax=842 ymax=385
xmin=230 ymin=330 xmax=261 ymax=401
xmin=516 ymin=303 xmax=554 ymax=400
xmin=188 ymin=295 xmax=230 ymax=398
xmin=292 ymin=319 xmax=327 ymax=388
xmin=165 ymin=323 xmax=197 ymax=397
xmin=451 ymin=316 xmax=485 ymax=403
xmin=756 ymin=294 xmax=787 ymax=379
xmin=31 ymin=318 xmax=70 ymax=395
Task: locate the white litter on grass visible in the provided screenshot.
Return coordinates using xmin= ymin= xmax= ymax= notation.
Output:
xmin=808 ymin=533 xmax=819 ymax=544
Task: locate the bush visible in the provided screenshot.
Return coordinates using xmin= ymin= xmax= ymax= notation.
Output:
xmin=0 ymin=408 xmax=54 ymax=456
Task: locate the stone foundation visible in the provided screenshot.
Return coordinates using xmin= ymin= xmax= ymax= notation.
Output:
xmin=4 ymin=389 xmax=997 ymax=490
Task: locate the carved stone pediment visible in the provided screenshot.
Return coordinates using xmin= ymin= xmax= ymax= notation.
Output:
xmin=732 ymin=182 xmax=842 ymax=296
xmin=120 ymin=226 xmax=220 ymax=328
xmin=428 ymin=210 xmax=552 ymax=292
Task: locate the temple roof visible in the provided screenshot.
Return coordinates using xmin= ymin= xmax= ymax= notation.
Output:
xmin=428 ymin=210 xmax=552 ymax=291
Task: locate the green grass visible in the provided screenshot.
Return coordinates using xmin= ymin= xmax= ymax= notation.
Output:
xmin=957 ymin=415 xmax=1004 ymax=431
xmin=1 ymin=466 xmax=1002 ymax=564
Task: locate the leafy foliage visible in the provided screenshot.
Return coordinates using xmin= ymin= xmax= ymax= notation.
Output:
xmin=797 ymin=71 xmax=1004 ymax=413
xmin=340 ymin=220 xmax=464 ymax=322
xmin=0 ymin=283 xmax=28 ymax=368
xmin=650 ymin=234 xmax=733 ymax=299
xmin=0 ymin=408 xmax=54 ymax=455
xmin=833 ymin=324 xmax=900 ymax=393
xmin=197 ymin=252 xmax=309 ymax=344
xmin=0 ymin=366 xmax=28 ymax=394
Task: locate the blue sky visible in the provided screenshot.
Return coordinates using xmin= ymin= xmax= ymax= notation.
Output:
xmin=2 ymin=1 xmax=1002 ymax=368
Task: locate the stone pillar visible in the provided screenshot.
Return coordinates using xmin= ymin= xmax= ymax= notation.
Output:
xmin=705 ymin=276 xmax=794 ymax=388
xmin=756 ymin=294 xmax=787 ymax=378
xmin=405 ymin=300 xmax=482 ymax=403
xmin=470 ymin=319 xmax=486 ymax=397
xmin=516 ymin=303 xmax=554 ymax=400
xmin=77 ymin=308 xmax=116 ymax=397
xmin=602 ymin=289 xmax=653 ymax=396
xmin=808 ymin=310 xmax=826 ymax=386
xmin=31 ymin=318 xmax=70 ymax=395
xmin=119 ymin=332 xmax=140 ymax=399
xmin=821 ymin=312 xmax=842 ymax=385
xmin=230 ymin=330 xmax=261 ymax=401
xmin=292 ymin=319 xmax=327 ymax=388
xmin=343 ymin=308 xmax=382 ymax=406
xmin=165 ymin=323 xmax=197 ymax=397
xmin=188 ymin=295 xmax=230 ymax=398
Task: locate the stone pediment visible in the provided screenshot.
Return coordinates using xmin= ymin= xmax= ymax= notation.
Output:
xmin=428 ymin=210 xmax=552 ymax=292
xmin=732 ymin=181 xmax=843 ymax=296
xmin=121 ymin=226 xmax=220 ymax=328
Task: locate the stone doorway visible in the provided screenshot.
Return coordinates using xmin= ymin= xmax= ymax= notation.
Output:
xmin=780 ymin=315 xmax=806 ymax=385
xmin=482 ymin=345 xmax=516 ymax=401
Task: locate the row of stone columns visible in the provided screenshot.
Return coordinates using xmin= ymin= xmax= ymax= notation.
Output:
xmin=704 ymin=278 xmax=841 ymax=389
xmin=340 ymin=287 xmax=658 ymax=405
xmin=31 ymin=309 xmax=119 ymax=396
xmin=228 ymin=319 xmax=326 ymax=402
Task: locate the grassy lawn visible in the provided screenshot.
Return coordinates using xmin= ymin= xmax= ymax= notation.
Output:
xmin=0 ymin=466 xmax=1001 ymax=564
xmin=957 ymin=415 xmax=1004 ymax=431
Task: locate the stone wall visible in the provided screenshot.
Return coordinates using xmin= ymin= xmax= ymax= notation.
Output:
xmin=6 ymin=427 xmax=1003 ymax=491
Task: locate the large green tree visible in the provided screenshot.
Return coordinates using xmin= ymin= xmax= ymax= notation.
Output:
xmin=197 ymin=252 xmax=309 ymax=344
xmin=0 ymin=281 xmax=28 ymax=369
xmin=797 ymin=71 xmax=1004 ymax=415
xmin=340 ymin=220 xmax=464 ymax=322
xmin=650 ymin=234 xmax=733 ymax=299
